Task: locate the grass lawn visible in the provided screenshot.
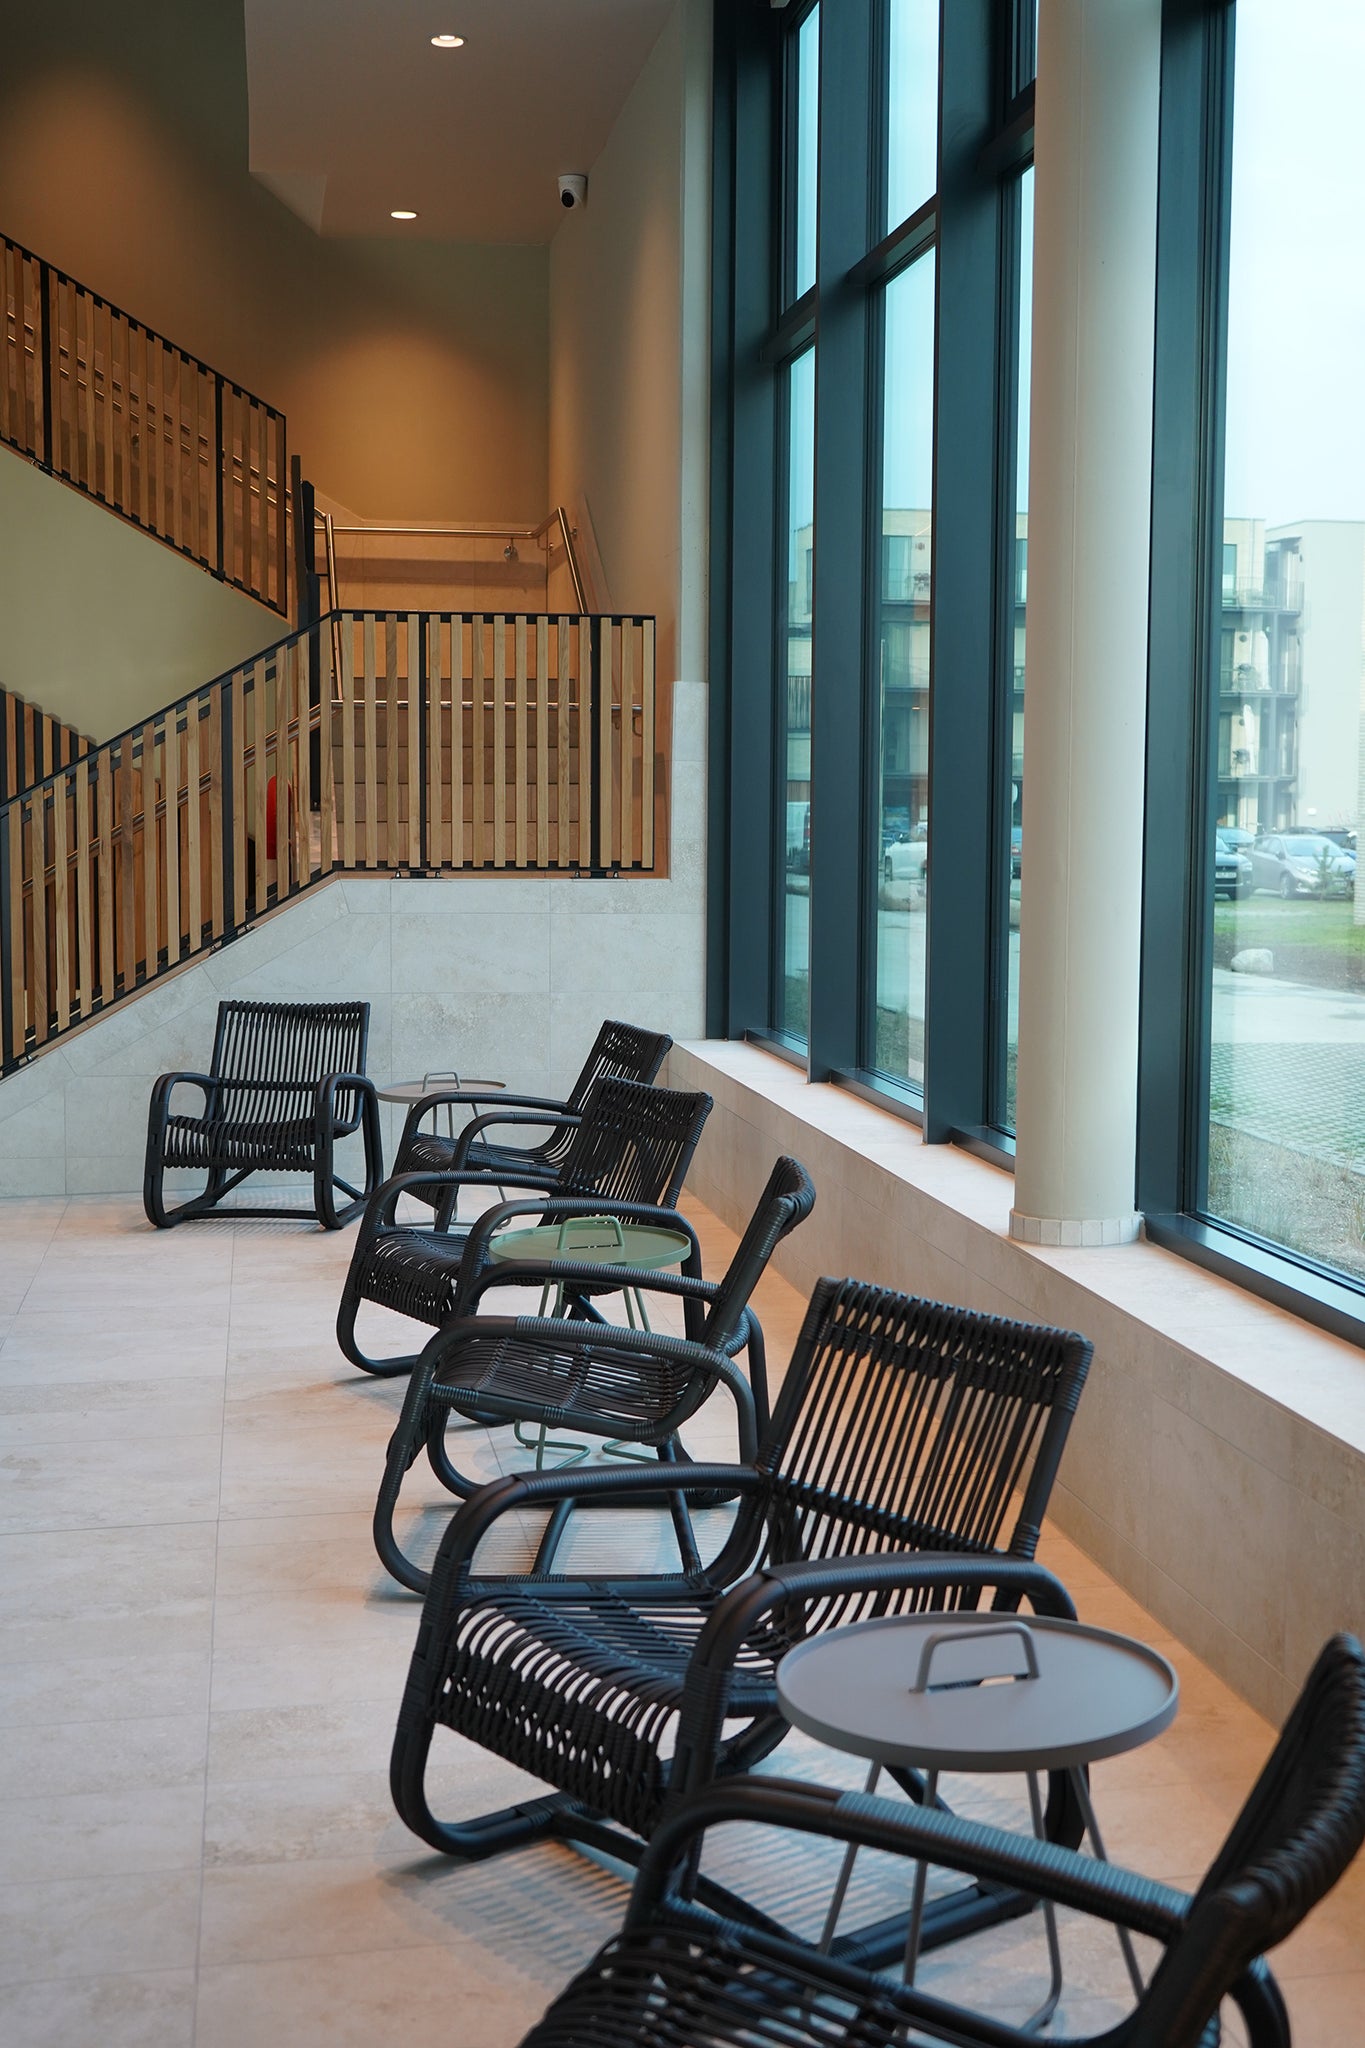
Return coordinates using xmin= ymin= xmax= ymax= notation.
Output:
xmin=1214 ymin=894 xmax=1365 ymax=989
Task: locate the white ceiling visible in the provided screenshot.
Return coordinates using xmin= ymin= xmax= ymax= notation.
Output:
xmin=244 ymin=0 xmax=675 ymax=244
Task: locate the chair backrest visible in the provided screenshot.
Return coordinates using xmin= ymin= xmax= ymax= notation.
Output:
xmin=209 ymin=1000 xmax=369 ymax=1087
xmin=564 ymin=1021 xmax=673 ymax=1112
xmin=1133 ymin=1633 xmax=1365 ymax=2046
xmin=755 ymin=1276 xmax=1091 ymax=1613
xmin=553 ymin=1077 xmax=712 ymax=1210
xmin=701 ymin=1156 xmax=816 ymax=1351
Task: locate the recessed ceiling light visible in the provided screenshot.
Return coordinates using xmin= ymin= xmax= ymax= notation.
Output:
xmin=391 ymin=209 xmax=419 ymax=220
xmin=430 ymin=34 xmax=465 ymax=47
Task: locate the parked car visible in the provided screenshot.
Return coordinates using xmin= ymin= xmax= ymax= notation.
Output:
xmin=786 ymin=801 xmax=810 ymax=872
xmin=883 ymin=821 xmax=928 ymax=885
xmin=1214 ymin=828 xmax=1253 ymax=900
xmin=1219 ymin=824 xmax=1255 ymax=857
xmin=1249 ymin=832 xmax=1356 ymax=899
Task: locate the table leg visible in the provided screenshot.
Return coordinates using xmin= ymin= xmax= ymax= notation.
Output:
xmin=901 ymin=1767 xmax=940 ymax=1986
xmin=1023 ymin=1772 xmax=1064 ymax=2033
xmin=819 ymin=1759 xmax=881 ymax=1954
xmin=1068 ymin=1769 xmax=1146 ymax=2001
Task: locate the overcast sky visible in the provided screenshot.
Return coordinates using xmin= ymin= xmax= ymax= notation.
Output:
xmin=1222 ymin=0 xmax=1365 ymax=524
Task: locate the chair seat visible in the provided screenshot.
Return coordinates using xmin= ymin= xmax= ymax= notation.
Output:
xmin=520 ymin=1923 xmax=915 ymax=2048
xmin=435 ymin=1583 xmax=787 ymax=1838
xmin=402 ymin=1130 xmax=561 ymax=1187
xmin=430 ymin=1327 xmax=702 ymax=1437
xmin=163 ymin=1113 xmax=319 ymax=1173
xmin=362 ymin=1226 xmax=475 ymax=1327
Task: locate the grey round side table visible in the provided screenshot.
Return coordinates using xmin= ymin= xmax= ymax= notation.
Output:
xmin=376 ymin=1072 xmax=507 ymax=1140
xmin=777 ymin=1611 xmax=1178 ymax=2028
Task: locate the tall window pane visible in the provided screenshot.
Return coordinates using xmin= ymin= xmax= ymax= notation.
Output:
xmin=1205 ymin=0 xmax=1365 ymax=1279
xmin=778 ymin=346 xmax=816 ymax=1040
xmin=871 ymin=253 xmax=935 ymax=1086
xmin=886 ymin=0 xmax=939 ymax=231
xmin=793 ymin=5 xmax=820 ymax=300
xmin=1002 ymin=166 xmax=1033 ymax=1129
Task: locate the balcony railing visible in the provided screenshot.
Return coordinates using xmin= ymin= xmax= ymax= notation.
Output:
xmin=1 ymin=231 xmax=289 ymax=614
xmin=0 ymin=609 xmax=657 ymax=1073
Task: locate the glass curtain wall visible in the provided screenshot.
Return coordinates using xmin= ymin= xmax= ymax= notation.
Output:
xmin=770 ymin=3 xmax=820 ymax=1044
xmin=1000 ymin=166 xmax=1033 ymax=1128
xmin=872 ymin=253 xmax=935 ymax=1086
xmin=778 ymin=348 xmax=816 ymax=1039
xmin=1200 ymin=0 xmax=1365 ymax=1283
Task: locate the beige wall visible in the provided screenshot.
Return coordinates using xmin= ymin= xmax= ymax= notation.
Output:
xmin=0 ymin=2 xmax=548 ymax=523
xmin=547 ymin=0 xmax=710 ymax=933
xmin=0 ymin=454 xmax=276 ymax=741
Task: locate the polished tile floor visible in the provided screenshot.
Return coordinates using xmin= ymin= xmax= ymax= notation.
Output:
xmin=1 ymin=1191 xmax=1362 ymax=2045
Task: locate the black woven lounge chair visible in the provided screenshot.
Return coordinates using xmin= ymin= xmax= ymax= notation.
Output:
xmin=372 ymin=1155 xmax=816 ymax=1592
xmin=389 ymin=1275 xmax=1093 ymax=1959
xmin=517 ymin=1635 xmax=1365 ymax=2048
xmin=143 ymin=999 xmax=381 ymax=1229
xmin=337 ymin=1076 xmax=713 ymax=1377
xmin=391 ymin=1019 xmax=672 ymax=1221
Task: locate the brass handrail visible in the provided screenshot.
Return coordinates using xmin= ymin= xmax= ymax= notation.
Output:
xmin=314 ymin=506 xmax=587 ymax=613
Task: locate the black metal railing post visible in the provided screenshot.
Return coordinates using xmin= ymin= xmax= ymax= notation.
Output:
xmin=37 ymin=259 xmax=53 ymax=471
xmin=588 ymin=616 xmax=603 ymax=873
xmin=220 ymin=678 xmax=235 ymax=936
xmin=214 ymin=374 xmax=226 ymax=582
xmin=0 ymin=801 xmax=15 ymax=1072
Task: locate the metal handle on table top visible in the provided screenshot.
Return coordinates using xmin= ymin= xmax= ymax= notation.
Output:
xmin=910 ymin=1620 xmax=1040 ymax=1694
xmin=554 ymin=1214 xmax=626 ymax=1255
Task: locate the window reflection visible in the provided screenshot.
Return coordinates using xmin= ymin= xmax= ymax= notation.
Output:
xmin=1002 ymin=166 xmax=1032 ymax=1129
xmin=1205 ymin=0 xmax=1365 ymax=1279
xmin=871 ymin=253 xmax=935 ymax=1086
xmin=794 ymin=5 xmax=820 ymax=300
xmin=778 ymin=347 xmax=816 ymax=1040
xmin=886 ymin=0 xmax=939 ymax=232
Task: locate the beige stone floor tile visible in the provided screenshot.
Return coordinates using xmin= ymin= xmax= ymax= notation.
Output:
xmin=0 ymin=1431 xmax=222 ymax=1533
xmin=0 ymin=1714 xmax=208 ymax=1800
xmin=0 ymin=1650 xmax=213 ymax=1731
xmin=194 ymin=1943 xmax=548 ymax=2048
xmin=0 ymin=1377 xmax=226 ymax=1445
xmin=0 ymin=1784 xmax=207 ymax=1885
xmin=0 ymin=1871 xmax=202 ymax=1988
xmin=1 ymin=1967 xmax=197 ymax=2048
xmin=0 ymin=1314 xmax=228 ymax=1383
xmin=0 ymin=1520 xmax=217 ymax=1626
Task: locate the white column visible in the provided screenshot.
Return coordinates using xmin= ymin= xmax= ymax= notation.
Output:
xmin=1009 ymin=0 xmax=1162 ymax=1248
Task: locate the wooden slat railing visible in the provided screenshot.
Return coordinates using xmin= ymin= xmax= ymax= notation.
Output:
xmin=0 ymin=682 xmax=91 ymax=802
xmin=1 ymin=232 xmax=289 ymax=614
xmin=0 ymin=610 xmax=657 ymax=1073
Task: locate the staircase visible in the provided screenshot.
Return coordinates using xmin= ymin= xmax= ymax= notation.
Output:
xmin=1 ymin=682 xmax=91 ymax=802
xmin=0 ymin=606 xmax=658 ymax=1076
xmin=1 ymin=232 xmax=291 ymax=616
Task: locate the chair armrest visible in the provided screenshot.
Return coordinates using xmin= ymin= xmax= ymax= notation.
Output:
xmin=315 ymin=1071 xmax=378 ymax=1135
xmin=671 ymin=1554 xmax=1078 ymax=1803
xmin=408 ymin=1087 xmax=569 ymax=1121
xmin=360 ymin=1168 xmax=546 ymax=1236
xmin=426 ymin=1459 xmax=767 ymax=1593
xmin=152 ymin=1070 xmax=218 ymax=1092
xmin=633 ymin=1775 xmax=1191 ymax=1947
xmin=445 ymin=1107 xmax=581 ymax=1171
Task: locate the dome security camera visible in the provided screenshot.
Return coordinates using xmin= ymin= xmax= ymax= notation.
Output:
xmin=558 ymin=173 xmax=588 ymax=211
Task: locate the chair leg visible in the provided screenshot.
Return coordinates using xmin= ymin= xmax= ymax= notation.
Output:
xmin=389 ymin=1691 xmax=586 ymax=1862
xmin=335 ymin=1278 xmax=425 ymax=1378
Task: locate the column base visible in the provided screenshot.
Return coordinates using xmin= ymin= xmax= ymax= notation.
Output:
xmin=1008 ymin=1210 xmax=1142 ymax=1249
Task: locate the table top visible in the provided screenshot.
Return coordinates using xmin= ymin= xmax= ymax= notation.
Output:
xmin=376 ymin=1079 xmax=506 ymax=1104
xmin=487 ymin=1219 xmax=693 ymax=1272
xmin=776 ymin=1612 xmax=1178 ymax=1774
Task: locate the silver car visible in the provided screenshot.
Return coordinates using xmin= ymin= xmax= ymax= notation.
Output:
xmin=1249 ymin=832 xmax=1356 ymax=899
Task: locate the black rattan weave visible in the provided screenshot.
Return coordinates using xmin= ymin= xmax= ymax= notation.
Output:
xmin=517 ymin=1641 xmax=1365 ymax=2048
xmin=392 ymin=1020 xmax=671 ymax=1217
xmin=337 ymin=1076 xmax=713 ymax=1377
xmin=143 ymin=1000 xmax=381 ymax=1228
xmin=372 ymin=1156 xmax=817 ymax=1592
xmin=389 ymin=1274 xmax=1093 ymax=1936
